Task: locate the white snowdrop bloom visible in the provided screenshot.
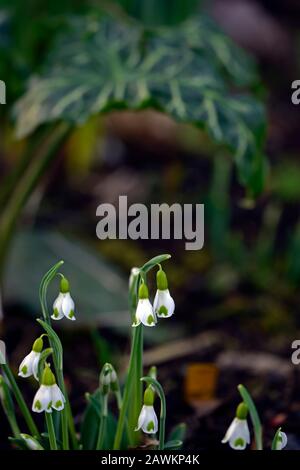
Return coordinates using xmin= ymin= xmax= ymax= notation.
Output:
xmin=20 ymin=434 xmax=43 ymax=450
xmin=52 ymin=277 xmax=76 ymax=321
xmin=222 ymin=417 xmax=250 ymax=450
xmin=32 ymin=365 xmax=65 ymax=414
xmin=136 ymin=405 xmax=158 ymax=434
xmin=275 ymin=431 xmax=287 ymax=450
xmin=32 ymin=384 xmax=53 ymax=413
xmin=154 ymin=289 xmax=175 ymax=318
xmin=153 ymin=268 xmax=175 ymax=318
xmin=136 ymin=386 xmax=158 ymax=434
xmin=51 ymin=383 xmax=66 ymax=411
xmin=18 ymin=337 xmax=43 ymax=380
xmin=132 ymin=283 xmax=156 ymax=327
xmin=222 ymin=403 xmax=250 ymax=450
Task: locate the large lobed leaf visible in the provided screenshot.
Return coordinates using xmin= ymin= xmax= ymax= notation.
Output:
xmin=14 ymin=14 xmax=267 ymax=192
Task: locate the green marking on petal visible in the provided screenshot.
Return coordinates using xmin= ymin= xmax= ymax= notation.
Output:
xmin=53 ymin=308 xmax=59 ymax=318
xmin=21 ymin=365 xmax=28 ymax=375
xmin=234 ymin=438 xmax=245 ymax=448
xmin=47 ymin=401 xmax=52 ymax=410
xmin=158 ymin=305 xmax=168 ymax=316
xmin=147 ymin=421 xmax=155 ymax=432
xmin=147 ymin=315 xmax=155 ymax=325
xmin=55 ymin=400 xmax=62 ymax=408
xmin=68 ymin=310 xmax=75 ymax=319
xmin=34 ymin=400 xmax=42 ymax=410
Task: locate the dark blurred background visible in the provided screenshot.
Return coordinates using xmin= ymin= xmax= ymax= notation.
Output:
xmin=1 ymin=0 xmax=300 ymax=450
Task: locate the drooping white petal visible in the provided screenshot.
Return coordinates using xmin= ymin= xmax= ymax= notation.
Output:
xmin=32 ymin=385 xmax=52 ymax=413
xmin=18 ymin=351 xmax=40 ymax=378
xmin=134 ymin=299 xmax=156 ymax=327
xmin=222 ymin=417 xmax=250 ymax=450
xmin=153 ymin=289 xmax=175 ymax=318
xmin=136 ymin=405 xmax=147 ymax=431
xmin=276 ymin=431 xmax=287 ymax=450
xmin=32 ymin=353 xmax=41 ymax=381
xmin=51 ymin=384 xmax=65 ymax=411
xmin=61 ymin=293 xmax=76 ymax=321
xmin=140 ymin=405 xmax=158 ymax=434
xmin=52 ymin=293 xmax=64 ymax=320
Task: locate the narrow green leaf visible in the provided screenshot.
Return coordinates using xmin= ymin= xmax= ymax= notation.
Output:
xmin=141 ymin=254 xmax=171 ymax=273
xmin=37 ymin=319 xmax=63 ymax=370
xmin=238 ymin=384 xmax=263 ymax=450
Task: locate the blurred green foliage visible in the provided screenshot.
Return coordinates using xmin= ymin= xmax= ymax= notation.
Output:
xmin=1 ymin=0 xmax=300 ymax=339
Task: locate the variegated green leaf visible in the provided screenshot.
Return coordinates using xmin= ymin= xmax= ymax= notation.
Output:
xmin=15 ymin=15 xmax=266 ymax=192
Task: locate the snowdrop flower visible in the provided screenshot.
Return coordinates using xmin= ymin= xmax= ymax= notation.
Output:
xmin=153 ymin=268 xmax=175 ymax=318
xmin=32 ymin=364 xmax=65 ymax=413
xmin=18 ymin=336 xmax=44 ymax=380
xmin=52 ymin=277 xmax=76 ymax=321
xmin=132 ymin=283 xmax=156 ymax=327
xmin=136 ymin=386 xmax=158 ymax=434
xmin=222 ymin=403 xmax=250 ymax=450
xmin=20 ymin=434 xmax=43 ymax=450
xmin=274 ymin=430 xmax=287 ymax=450
xmin=99 ymin=363 xmax=119 ymax=395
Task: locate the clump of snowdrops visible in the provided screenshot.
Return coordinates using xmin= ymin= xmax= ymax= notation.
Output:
xmin=0 ymin=254 xmax=186 ymax=450
xmin=0 ymin=254 xmax=288 ymax=451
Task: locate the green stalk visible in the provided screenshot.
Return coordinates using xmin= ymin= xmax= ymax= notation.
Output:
xmin=45 ymin=413 xmax=58 ymax=450
xmin=2 ymin=363 xmax=39 ymax=438
xmin=141 ymin=376 xmax=166 ymax=450
xmin=0 ymin=123 xmax=71 ymax=279
xmin=127 ymin=269 xmax=143 ymax=445
xmin=238 ymin=384 xmax=263 ymax=450
xmin=113 ymin=326 xmax=142 ymax=450
xmin=0 ymin=375 xmax=21 ymax=438
xmin=96 ymin=394 xmax=108 ymax=450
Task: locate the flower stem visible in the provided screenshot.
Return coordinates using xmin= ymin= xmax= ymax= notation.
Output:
xmin=45 ymin=413 xmax=58 ymax=450
xmin=113 ymin=325 xmax=142 ymax=450
xmin=141 ymin=376 xmax=166 ymax=450
xmin=0 ymin=375 xmax=21 ymax=438
xmin=96 ymin=394 xmax=108 ymax=450
xmin=2 ymin=363 xmax=39 ymax=438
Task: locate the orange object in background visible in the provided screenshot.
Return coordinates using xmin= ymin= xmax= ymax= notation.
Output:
xmin=185 ymin=363 xmax=219 ymax=403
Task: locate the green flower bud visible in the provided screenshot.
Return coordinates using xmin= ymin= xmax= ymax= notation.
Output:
xmin=156 ymin=269 xmax=168 ymax=291
xmin=32 ymin=337 xmax=43 ymax=353
xmin=236 ymin=402 xmax=248 ymax=420
xmin=138 ymin=283 xmax=149 ymax=300
xmin=41 ymin=364 xmax=56 ymax=386
xmin=149 ymin=366 xmax=157 ymax=380
xmin=60 ymin=277 xmax=70 ymax=294
xmin=144 ymin=386 xmax=155 ymax=406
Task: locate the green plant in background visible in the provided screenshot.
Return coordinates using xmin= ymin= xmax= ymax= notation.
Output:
xmin=0 ymin=2 xmax=267 ymax=280
xmin=222 ymin=384 xmax=287 ymax=451
xmin=0 ymin=254 xmax=185 ymax=450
